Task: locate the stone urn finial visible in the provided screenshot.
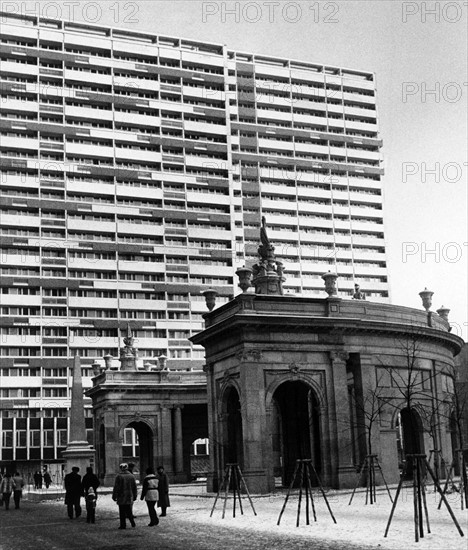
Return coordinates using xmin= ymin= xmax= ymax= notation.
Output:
xmin=236 ymin=266 xmax=253 ymax=292
xmin=103 ymin=354 xmax=113 ymax=370
xmin=91 ymin=362 xmax=101 ymax=377
xmin=419 ymin=287 xmax=434 ymax=311
xmin=322 ymin=271 xmax=338 ymax=297
xmin=158 ymin=354 xmax=168 ymax=371
xmin=436 ymin=305 xmax=450 ymax=321
xmin=202 ymin=288 xmax=218 ymax=311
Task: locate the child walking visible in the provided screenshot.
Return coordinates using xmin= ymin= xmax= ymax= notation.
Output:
xmin=85 ymin=487 xmax=97 ymax=524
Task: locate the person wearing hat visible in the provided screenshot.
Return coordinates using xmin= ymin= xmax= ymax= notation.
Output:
xmin=64 ymin=466 xmax=83 ymax=519
xmin=112 ymin=463 xmax=137 ymax=529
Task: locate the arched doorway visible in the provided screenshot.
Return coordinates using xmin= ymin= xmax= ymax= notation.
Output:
xmin=397 ymin=407 xmax=425 ymax=478
xmin=272 ymin=380 xmax=321 ymax=486
xmin=121 ymin=421 xmax=154 ymax=481
xmin=223 ymin=386 xmax=243 ymax=467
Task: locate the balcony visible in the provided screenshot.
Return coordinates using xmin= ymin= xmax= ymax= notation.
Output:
xmin=117 ymin=261 xmax=165 ymax=273
xmin=0 ymin=214 xmax=40 ymax=227
xmin=66 ymin=142 xmax=114 ymax=158
xmin=64 ymin=105 xmax=113 ymax=121
xmin=115 ymin=148 xmax=162 ymax=163
xmin=116 ymin=222 xmax=163 ymax=236
xmin=67 ymin=219 xmax=116 ymax=233
xmin=119 ymin=298 xmax=166 ymax=310
xmin=68 ymin=297 xmax=117 ymax=309
xmin=114 ymin=111 xmax=160 ymax=126
xmin=0 ymin=175 xmax=39 ymax=189
xmin=64 ymin=69 xmax=112 ymax=86
xmin=1 ymin=61 xmax=38 ymax=76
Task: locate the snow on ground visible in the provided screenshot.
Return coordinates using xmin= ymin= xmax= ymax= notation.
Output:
xmin=37 ymin=483 xmax=467 ymax=550
xmin=177 ymin=486 xmax=467 ymax=550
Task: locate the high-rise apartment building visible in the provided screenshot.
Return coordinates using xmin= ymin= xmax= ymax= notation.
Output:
xmin=0 ymin=12 xmax=388 ymax=473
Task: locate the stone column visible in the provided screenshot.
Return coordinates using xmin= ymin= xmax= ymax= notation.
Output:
xmin=173 ymin=405 xmax=184 ymax=481
xmin=329 ymin=351 xmax=355 ymax=488
xmin=160 ymin=405 xmax=174 ymax=477
xmin=204 ymin=362 xmax=220 ymax=492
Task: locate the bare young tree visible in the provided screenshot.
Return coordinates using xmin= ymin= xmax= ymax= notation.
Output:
xmin=374 ymin=325 xmax=449 ymax=486
xmin=440 ymin=361 xmax=468 ymax=507
xmin=350 ymin=377 xmax=386 ymax=458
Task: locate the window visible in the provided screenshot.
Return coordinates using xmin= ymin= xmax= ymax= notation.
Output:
xmin=43 ymin=388 xmax=68 ymax=398
xmin=16 ymin=431 xmax=27 ymax=447
xmin=57 ymin=429 xmax=68 ymax=447
xmin=123 ymin=428 xmax=134 ymax=446
xmin=29 ymin=430 xmax=41 ymax=447
xmin=44 ymin=430 xmax=54 ymax=447
xmin=2 ymin=431 xmax=13 ymax=448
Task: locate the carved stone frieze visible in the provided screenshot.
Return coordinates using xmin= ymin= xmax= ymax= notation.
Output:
xmin=236 ymin=349 xmax=262 ymax=362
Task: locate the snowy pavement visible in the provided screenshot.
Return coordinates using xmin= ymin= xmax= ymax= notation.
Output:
xmin=0 ymin=484 xmax=466 ymax=549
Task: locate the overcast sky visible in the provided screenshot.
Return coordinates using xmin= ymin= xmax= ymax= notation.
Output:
xmin=14 ymin=0 xmax=467 ymax=339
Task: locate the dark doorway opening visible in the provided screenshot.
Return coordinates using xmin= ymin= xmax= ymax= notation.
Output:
xmin=397 ymin=407 xmax=425 ymax=479
xmin=121 ymin=421 xmax=154 ymax=482
xmin=273 ymin=381 xmax=321 ymax=487
xmin=224 ymin=386 xmax=243 ymax=467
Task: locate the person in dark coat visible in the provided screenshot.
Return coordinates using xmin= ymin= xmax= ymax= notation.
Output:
xmin=112 ymin=463 xmax=137 ymax=529
xmin=0 ymin=473 xmax=15 ymax=510
xmin=33 ymin=471 xmax=42 ymax=489
xmin=64 ymin=466 xmax=83 ymax=519
xmin=43 ymin=470 xmax=52 ymax=489
xmin=140 ymin=467 xmax=159 ymax=527
xmin=82 ymin=466 xmax=100 ymax=496
xmin=156 ymin=466 xmax=170 ymax=516
xmin=12 ymin=472 xmax=24 ymax=509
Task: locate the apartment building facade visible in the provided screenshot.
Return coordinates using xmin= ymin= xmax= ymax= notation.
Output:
xmin=0 ymin=12 xmax=388 ymax=473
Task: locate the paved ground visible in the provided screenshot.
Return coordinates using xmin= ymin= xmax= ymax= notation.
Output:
xmin=0 ymin=495 xmax=365 ymax=550
xmin=1 ymin=485 xmax=466 ymax=550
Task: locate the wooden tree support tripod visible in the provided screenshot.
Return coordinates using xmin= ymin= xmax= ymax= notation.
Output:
xmin=384 ymin=453 xmax=464 ymax=543
xmin=438 ymin=449 xmax=468 ymax=510
xmin=427 ymin=449 xmax=445 ymax=491
xmin=210 ymin=463 xmax=257 ymax=519
xmin=348 ymin=454 xmax=393 ymax=506
xmin=277 ymin=459 xmax=337 ymax=527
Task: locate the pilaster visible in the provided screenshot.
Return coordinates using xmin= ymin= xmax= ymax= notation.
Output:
xmin=329 ymin=351 xmax=355 ymax=488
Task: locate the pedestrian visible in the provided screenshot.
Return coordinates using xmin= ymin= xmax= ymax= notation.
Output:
xmin=140 ymin=467 xmax=159 ymax=527
xmin=43 ymin=470 xmax=52 ymax=489
xmin=127 ymin=462 xmax=137 ymax=519
xmin=156 ymin=465 xmax=170 ymax=517
xmin=82 ymin=466 xmax=100 ymax=496
xmin=85 ymin=487 xmax=97 ymax=524
xmin=12 ymin=472 xmax=24 ymax=509
xmin=112 ymin=463 xmax=137 ymax=530
xmin=0 ymin=473 xmax=16 ymax=510
xmin=64 ymin=466 xmax=83 ymax=519
xmin=33 ymin=471 xmax=42 ymax=490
